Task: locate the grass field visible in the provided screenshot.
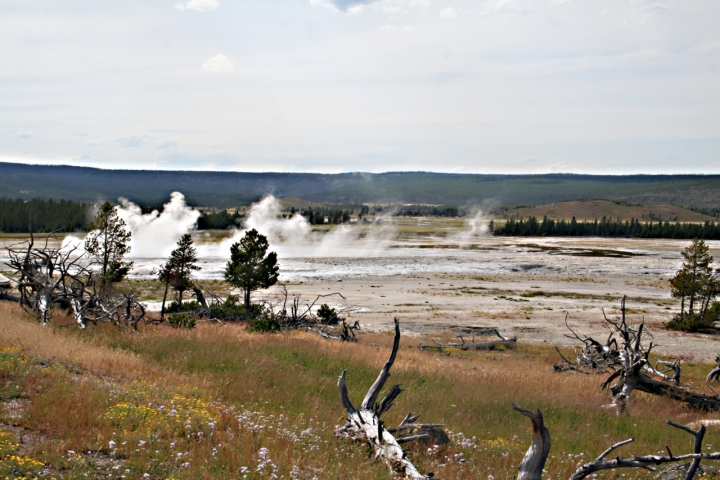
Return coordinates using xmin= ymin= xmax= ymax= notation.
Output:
xmin=2 ymin=302 xmax=720 ymax=479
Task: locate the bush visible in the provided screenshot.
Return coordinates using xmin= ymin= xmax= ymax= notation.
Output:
xmin=316 ymin=304 xmax=338 ymax=324
xmin=167 ymin=313 xmax=196 ymax=329
xmin=666 ymin=303 xmax=720 ymax=332
xmin=166 ymin=296 xmax=263 ymax=322
xmin=248 ymin=316 xmax=280 ymax=333
xmin=165 ymin=300 xmax=203 ymax=314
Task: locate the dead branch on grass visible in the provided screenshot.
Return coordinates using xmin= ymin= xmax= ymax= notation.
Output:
xmin=336 ymin=318 xmax=446 ymax=479
xmin=418 ymin=328 xmax=517 ymax=352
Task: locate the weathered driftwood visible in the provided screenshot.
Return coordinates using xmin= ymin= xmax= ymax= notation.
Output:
xmin=419 ymin=328 xmax=517 ymax=352
xmin=557 ymin=297 xmax=720 ymax=412
xmin=514 ymin=404 xmax=551 ymax=480
xmin=707 ymin=355 xmax=720 ymax=382
xmin=337 ymin=318 xmax=445 ymax=479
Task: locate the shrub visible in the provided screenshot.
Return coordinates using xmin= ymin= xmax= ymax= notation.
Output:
xmin=248 ymin=316 xmax=280 ymax=333
xmin=209 ymin=296 xmax=262 ymax=321
xmin=165 ymin=300 xmax=203 ymax=314
xmin=666 ymin=302 xmax=720 ymax=332
xmin=316 ymin=304 xmax=338 ymax=324
xmin=167 ymin=313 xmax=196 ymax=329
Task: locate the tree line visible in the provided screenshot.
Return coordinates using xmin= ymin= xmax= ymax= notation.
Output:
xmin=490 ymin=216 xmax=720 ymax=239
xmin=0 ymin=197 xmax=90 ymax=233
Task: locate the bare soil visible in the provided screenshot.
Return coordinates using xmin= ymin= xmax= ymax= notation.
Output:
xmin=260 ymin=237 xmax=720 ymax=363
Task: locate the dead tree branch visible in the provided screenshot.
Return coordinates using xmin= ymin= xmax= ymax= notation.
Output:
xmin=569 ymin=419 xmax=717 ymax=479
xmin=419 ymin=328 xmax=517 ymax=352
xmin=336 ymin=318 xmax=444 ymax=479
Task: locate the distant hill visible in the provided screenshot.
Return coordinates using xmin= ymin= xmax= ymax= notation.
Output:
xmin=501 ymin=200 xmax=716 ymax=223
xmin=2 ymin=162 xmax=720 ymax=209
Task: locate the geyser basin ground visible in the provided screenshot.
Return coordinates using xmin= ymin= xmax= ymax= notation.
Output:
xmin=2 ymin=219 xmax=718 ymax=361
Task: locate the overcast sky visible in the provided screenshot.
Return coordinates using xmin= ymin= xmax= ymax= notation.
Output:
xmin=1 ymin=0 xmax=719 ymax=174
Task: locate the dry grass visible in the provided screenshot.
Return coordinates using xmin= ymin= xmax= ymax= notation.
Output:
xmin=2 ymin=303 xmax=720 ymax=478
xmin=504 ymin=199 xmax=715 ymax=223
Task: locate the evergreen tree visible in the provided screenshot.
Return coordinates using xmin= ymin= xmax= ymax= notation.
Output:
xmin=84 ymin=201 xmax=133 ymax=283
xmin=159 ymin=233 xmax=200 ymax=317
xmin=668 ymin=239 xmax=720 ymax=331
xmin=224 ymin=229 xmax=279 ymax=308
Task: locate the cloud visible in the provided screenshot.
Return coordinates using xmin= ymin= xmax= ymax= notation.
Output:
xmin=158 ymin=141 xmax=178 ymax=149
xmin=310 ymin=0 xmax=379 ymax=12
xmin=439 ymin=7 xmax=458 ymax=19
xmin=16 ymin=130 xmax=34 ymax=138
xmin=482 ymin=0 xmax=527 ymax=15
xmin=514 ymin=156 xmax=539 ymax=165
xmin=118 ymin=135 xmax=144 ymax=148
xmin=175 ymin=0 xmax=219 ymax=11
xmin=378 ymin=24 xmax=415 ymax=31
xmin=546 ymin=161 xmax=569 ymax=172
xmin=202 ymin=54 xmax=233 ymax=72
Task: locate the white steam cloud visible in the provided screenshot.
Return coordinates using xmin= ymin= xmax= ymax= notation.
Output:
xmin=117 ymin=192 xmax=201 ymax=258
xmin=453 ymin=209 xmax=489 ymax=243
xmin=62 ymin=192 xmax=201 ymax=259
xmin=207 ymin=195 xmax=394 ymax=258
xmin=61 ymin=194 xmax=490 ymax=276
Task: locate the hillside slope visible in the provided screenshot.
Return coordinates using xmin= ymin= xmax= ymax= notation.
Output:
xmin=503 ymin=200 xmax=716 ymax=222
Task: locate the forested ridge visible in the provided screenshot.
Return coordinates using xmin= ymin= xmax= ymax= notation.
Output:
xmin=491 ymin=215 xmax=720 ymax=239
xmin=4 ymin=162 xmax=720 ymax=208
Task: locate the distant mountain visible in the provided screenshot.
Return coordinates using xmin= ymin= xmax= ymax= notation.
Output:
xmin=2 ymin=162 xmax=720 ymax=209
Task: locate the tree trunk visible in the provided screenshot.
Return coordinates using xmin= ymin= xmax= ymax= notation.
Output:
xmin=244 ymin=288 xmax=251 ymax=308
xmin=160 ymin=280 xmax=170 ymax=321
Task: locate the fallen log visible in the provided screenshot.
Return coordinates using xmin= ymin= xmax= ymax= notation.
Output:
xmin=336 ymin=318 xmax=444 ymax=479
xmin=0 ymin=290 xmax=21 ymax=303
xmin=419 ymin=328 xmax=517 ymax=352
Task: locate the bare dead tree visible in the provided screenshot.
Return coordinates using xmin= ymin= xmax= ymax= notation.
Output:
xmin=3 ymin=234 xmax=145 ymax=329
xmin=556 ymin=297 xmax=720 ymax=412
xmin=336 ymin=318 xmax=446 ymax=479
xmin=260 ymin=285 xmax=362 ymax=338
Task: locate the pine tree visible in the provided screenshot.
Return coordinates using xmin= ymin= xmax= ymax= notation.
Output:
xmin=669 ymin=238 xmax=720 ymax=331
xmin=224 ymin=229 xmax=279 ymax=308
xmin=159 ymin=233 xmax=200 ymax=316
xmin=84 ymin=201 xmax=133 ymax=283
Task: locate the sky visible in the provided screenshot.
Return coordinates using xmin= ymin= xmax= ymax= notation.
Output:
xmin=1 ymin=0 xmax=719 ymax=174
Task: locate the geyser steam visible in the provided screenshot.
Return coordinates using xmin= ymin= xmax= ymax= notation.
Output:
xmin=116 ymin=192 xmax=201 ymax=258
xmin=213 ymin=196 xmax=394 ymax=258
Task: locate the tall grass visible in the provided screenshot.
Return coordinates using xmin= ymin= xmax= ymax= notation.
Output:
xmin=1 ymin=302 xmax=719 ymax=478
